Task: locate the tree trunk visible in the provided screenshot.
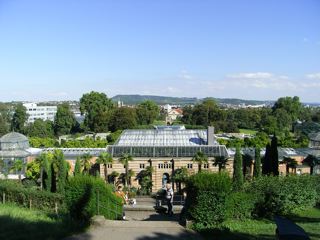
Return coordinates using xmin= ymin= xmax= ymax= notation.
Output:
xmin=310 ymin=166 xmax=314 ymax=175
xmin=171 ymin=159 xmax=175 ymax=191
xmin=286 ymin=165 xmax=289 ymax=175
xmin=219 ymin=164 xmax=222 ymax=172
xmin=125 ymin=165 xmax=128 ymax=187
xmin=198 ymin=164 xmax=201 ymax=173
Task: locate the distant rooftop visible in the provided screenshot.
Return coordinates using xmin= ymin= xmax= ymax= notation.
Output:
xmin=115 ymin=125 xmax=214 ymax=146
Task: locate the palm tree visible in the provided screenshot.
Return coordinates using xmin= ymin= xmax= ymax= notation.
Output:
xmin=96 ymin=152 xmax=113 ymax=183
xmin=36 ymin=153 xmax=50 ymax=190
xmin=173 ymin=167 xmax=189 ymax=193
xmin=192 ymin=151 xmax=208 ymax=173
xmin=11 ymin=159 xmax=24 ymax=182
xmin=119 ymin=153 xmax=133 ymax=187
xmin=80 ymin=153 xmax=92 ymax=174
xmin=303 ymin=154 xmax=320 ymax=175
xmin=282 ymin=157 xmax=297 ymax=175
xmin=110 ymin=171 xmax=119 ymax=186
xmin=213 ymin=156 xmax=229 ymax=172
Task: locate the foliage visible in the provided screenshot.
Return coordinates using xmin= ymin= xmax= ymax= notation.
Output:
xmin=80 ymin=153 xmax=92 ymax=174
xmin=107 ymin=130 xmax=122 ymax=144
xmin=119 ymin=154 xmax=133 ymax=187
xmin=0 ymin=203 xmax=87 ymax=240
xmin=0 ymin=103 xmax=10 ymax=137
xmin=29 ymin=137 xmax=58 ymax=148
xmin=10 ymin=159 xmax=24 ymax=181
xmin=53 ymin=150 xmax=68 ymax=194
xmin=26 ymin=161 xmax=40 ymax=180
xmin=136 ymin=100 xmax=160 ymax=125
xmin=74 ymin=157 xmax=81 ymax=176
xmin=96 ymin=152 xmax=113 ymax=183
xmin=65 ymin=175 xmax=122 ymax=221
xmin=11 ymin=103 xmax=27 ymax=133
xmin=25 ymin=119 xmax=54 ymax=138
xmin=245 ymin=175 xmax=317 ymax=217
xmin=192 ymin=151 xmax=208 ymax=172
xmin=226 ymin=192 xmax=256 ymax=220
xmin=233 ymin=145 xmax=243 ymax=190
xmin=173 ymin=167 xmax=189 ymax=193
xmin=109 ymin=107 xmax=137 ymax=131
xmin=54 ymin=103 xmax=77 ymax=136
xmin=253 ymin=147 xmax=261 ymax=178
xmin=80 ymin=91 xmax=114 ymax=132
xmin=0 ymin=180 xmax=65 ymax=212
xmin=213 ymin=156 xmax=229 ymax=172
xmin=185 ymin=172 xmax=232 ymax=230
xmin=303 ymin=154 xmax=320 ymax=175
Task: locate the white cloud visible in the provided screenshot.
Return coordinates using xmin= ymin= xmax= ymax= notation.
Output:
xmin=178 ymin=70 xmax=192 ymax=80
xmin=306 ymin=73 xmax=320 ymax=80
xmin=228 ymin=72 xmax=273 ymax=79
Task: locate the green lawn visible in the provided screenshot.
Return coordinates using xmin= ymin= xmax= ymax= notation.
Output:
xmin=0 ymin=203 xmax=88 ymax=240
xmin=239 ymin=129 xmax=258 ymax=135
xmin=200 ymin=207 xmax=320 ymax=240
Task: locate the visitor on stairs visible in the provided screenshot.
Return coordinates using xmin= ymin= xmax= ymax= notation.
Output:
xmin=165 ymin=183 xmax=174 ymax=216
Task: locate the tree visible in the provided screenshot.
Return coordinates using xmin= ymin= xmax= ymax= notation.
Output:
xmin=36 ymin=153 xmax=50 ymax=190
xmin=253 ymin=147 xmax=261 ymax=178
xmin=0 ymin=103 xmax=10 ymax=136
xmin=303 ymin=154 xmax=320 ymax=175
xmin=110 ymin=171 xmax=119 ymax=186
xmin=173 ymin=167 xmax=189 ymax=193
xmin=262 ymin=143 xmax=272 ymax=175
xmin=136 ymin=100 xmax=159 ymax=125
xmin=96 ymin=152 xmax=113 ymax=183
xmin=25 ymin=119 xmax=54 ymax=138
xmin=74 ymin=157 xmax=81 ymax=176
xmin=80 ymin=153 xmax=92 ymax=174
xmin=281 ymin=157 xmax=295 ymax=175
xmin=109 ymin=107 xmax=137 ymax=131
xmin=54 ymin=103 xmax=77 ymax=136
xmin=233 ymin=145 xmax=243 ymax=190
xmin=42 ymin=154 xmax=52 ymax=192
xmin=80 ymin=91 xmax=114 ymax=132
xmin=242 ymin=154 xmax=253 ymax=179
xmin=11 ymin=104 xmax=27 ymax=133
xmin=11 ymin=159 xmax=24 ymax=181
xmin=270 ymin=135 xmax=279 ymax=176
xmin=213 ymin=156 xmax=229 ymax=172
xmin=52 ymin=150 xmax=68 ymax=194
xmin=127 ymin=169 xmax=135 ymax=187
xmin=119 ymin=154 xmax=133 ymax=187
xmin=192 ymin=151 xmax=208 ymax=172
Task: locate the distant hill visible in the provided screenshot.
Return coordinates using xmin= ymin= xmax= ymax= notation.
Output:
xmin=112 ymin=94 xmax=272 ymax=106
xmin=112 ymin=95 xmax=198 ymax=105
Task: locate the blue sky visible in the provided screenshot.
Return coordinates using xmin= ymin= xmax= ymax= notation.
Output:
xmin=0 ymin=0 xmax=319 ymax=102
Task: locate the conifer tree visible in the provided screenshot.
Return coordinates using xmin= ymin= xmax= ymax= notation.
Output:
xmin=270 ymin=135 xmax=279 ymax=176
xmin=233 ymin=145 xmax=244 ymax=190
xmin=74 ymin=157 xmax=81 ymax=176
xmin=253 ymin=146 xmax=262 ymax=178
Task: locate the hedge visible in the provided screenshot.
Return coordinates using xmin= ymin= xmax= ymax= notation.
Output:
xmin=65 ymin=175 xmax=123 ymax=221
xmin=0 ymin=180 xmax=65 ymax=213
xmin=185 ymin=172 xmax=232 ymax=230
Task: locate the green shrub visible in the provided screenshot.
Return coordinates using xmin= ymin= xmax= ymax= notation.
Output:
xmin=246 ymin=175 xmax=317 ymax=217
xmin=226 ymin=192 xmax=256 ymax=220
xmin=65 ymin=175 xmax=122 ymax=221
xmin=185 ymin=172 xmax=232 ymax=230
xmin=0 ymin=180 xmax=64 ymax=212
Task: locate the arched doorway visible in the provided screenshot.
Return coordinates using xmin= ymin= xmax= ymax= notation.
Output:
xmin=162 ymin=173 xmax=170 ymax=188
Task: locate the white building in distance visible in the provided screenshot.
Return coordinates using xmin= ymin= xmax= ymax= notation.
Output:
xmin=23 ymin=103 xmax=57 ymax=123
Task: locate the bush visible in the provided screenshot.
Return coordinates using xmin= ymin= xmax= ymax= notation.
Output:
xmin=246 ymin=175 xmax=317 ymax=217
xmin=185 ymin=172 xmax=232 ymax=230
xmin=0 ymin=180 xmax=64 ymax=212
xmin=226 ymin=192 xmax=256 ymax=220
xmin=65 ymin=175 xmax=122 ymax=221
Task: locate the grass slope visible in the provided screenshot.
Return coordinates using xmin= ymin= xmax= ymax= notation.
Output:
xmin=0 ymin=203 xmax=87 ymax=240
xmin=200 ymin=207 xmax=320 ymax=240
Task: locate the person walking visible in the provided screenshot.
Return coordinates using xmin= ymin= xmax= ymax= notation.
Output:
xmin=165 ymin=183 xmax=174 ymax=216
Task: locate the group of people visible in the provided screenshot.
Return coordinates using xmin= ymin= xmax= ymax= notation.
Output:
xmin=114 ymin=183 xmax=175 ymax=220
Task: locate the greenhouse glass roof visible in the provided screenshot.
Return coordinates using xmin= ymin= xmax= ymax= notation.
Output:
xmin=115 ymin=129 xmax=212 ymax=146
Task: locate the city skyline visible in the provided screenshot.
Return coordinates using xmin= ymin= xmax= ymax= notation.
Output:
xmin=0 ymin=0 xmax=319 ymax=102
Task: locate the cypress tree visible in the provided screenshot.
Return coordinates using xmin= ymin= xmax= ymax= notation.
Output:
xmin=55 ymin=150 xmax=67 ymax=194
xmin=233 ymin=145 xmax=244 ymax=190
xmin=74 ymin=157 xmax=81 ymax=176
xmin=253 ymin=146 xmax=262 ymax=178
xmin=262 ymin=143 xmax=271 ymax=175
xmin=270 ymin=135 xmax=279 ymax=176
xmin=43 ymin=156 xmax=52 ymax=192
